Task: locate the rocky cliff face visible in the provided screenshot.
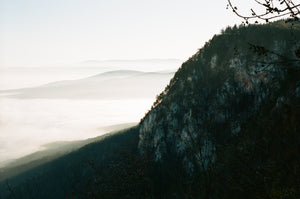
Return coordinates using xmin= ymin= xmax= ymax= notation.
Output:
xmin=138 ymin=22 xmax=300 ymax=174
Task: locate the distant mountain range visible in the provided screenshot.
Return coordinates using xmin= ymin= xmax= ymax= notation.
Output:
xmin=0 ymin=70 xmax=175 ymax=99
xmin=72 ymin=58 xmax=183 ymax=71
xmin=78 ymin=58 xmax=183 ymax=65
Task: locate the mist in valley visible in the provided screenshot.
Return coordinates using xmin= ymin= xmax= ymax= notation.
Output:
xmin=0 ymin=59 xmax=180 ymax=169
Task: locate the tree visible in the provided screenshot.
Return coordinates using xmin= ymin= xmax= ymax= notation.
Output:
xmin=227 ymin=0 xmax=300 ymax=23
xmin=227 ymin=0 xmax=300 ymax=71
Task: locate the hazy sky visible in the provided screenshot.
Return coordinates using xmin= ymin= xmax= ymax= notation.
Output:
xmin=0 ymin=0 xmax=253 ymax=67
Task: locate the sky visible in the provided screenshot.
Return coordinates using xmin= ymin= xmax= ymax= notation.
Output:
xmin=0 ymin=0 xmax=255 ymax=67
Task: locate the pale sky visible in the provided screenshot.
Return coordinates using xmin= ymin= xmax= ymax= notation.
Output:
xmin=0 ymin=0 xmax=254 ymax=67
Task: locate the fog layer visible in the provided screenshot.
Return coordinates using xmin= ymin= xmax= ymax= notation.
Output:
xmin=0 ymin=64 xmax=177 ymax=167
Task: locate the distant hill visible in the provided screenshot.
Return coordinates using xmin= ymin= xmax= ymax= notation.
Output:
xmin=73 ymin=58 xmax=183 ymax=72
xmin=0 ymin=70 xmax=175 ymax=99
xmin=77 ymin=58 xmax=182 ymax=66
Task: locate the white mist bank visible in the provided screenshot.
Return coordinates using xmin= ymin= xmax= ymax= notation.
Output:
xmin=0 ymin=98 xmax=153 ymax=166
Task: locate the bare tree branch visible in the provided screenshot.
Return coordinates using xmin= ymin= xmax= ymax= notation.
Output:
xmin=227 ymin=0 xmax=300 ymax=23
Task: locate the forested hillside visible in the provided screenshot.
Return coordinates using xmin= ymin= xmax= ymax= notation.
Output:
xmin=139 ymin=21 xmax=300 ymax=198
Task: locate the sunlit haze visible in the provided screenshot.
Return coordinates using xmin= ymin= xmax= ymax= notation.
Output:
xmin=0 ymin=0 xmax=256 ymax=67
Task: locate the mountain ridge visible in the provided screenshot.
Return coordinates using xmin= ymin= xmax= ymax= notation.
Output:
xmin=0 ymin=70 xmax=175 ymax=99
xmin=137 ymin=21 xmax=300 ymax=197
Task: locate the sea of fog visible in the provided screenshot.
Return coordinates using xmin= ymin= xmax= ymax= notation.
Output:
xmin=0 ymin=98 xmax=153 ymax=166
xmin=0 ymin=61 xmax=179 ymax=167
